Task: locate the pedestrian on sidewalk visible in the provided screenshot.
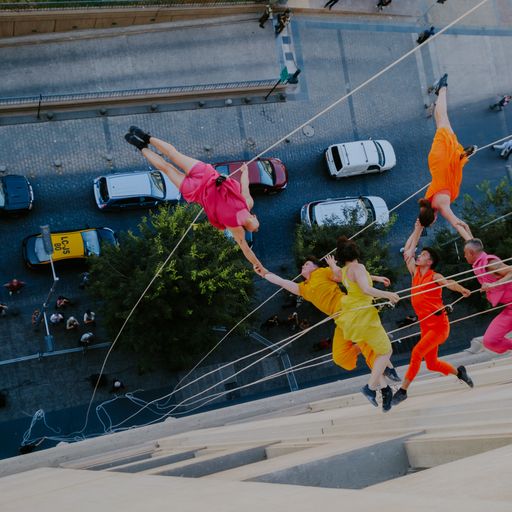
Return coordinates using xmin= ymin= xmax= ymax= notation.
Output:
xmin=376 ymin=0 xmax=392 ymax=10
xmin=111 ymin=378 xmax=126 ymax=392
xmin=491 ymin=140 xmax=512 ymax=159
xmin=66 ymin=316 xmax=79 ymax=330
xmin=3 ymin=278 xmax=25 ymax=296
xmin=417 ymin=26 xmax=435 ymax=44
xmin=275 ymin=9 xmax=291 ymax=36
xmin=490 ymin=95 xmax=511 ymax=111
xmin=259 ymin=4 xmax=273 ymax=28
xmin=83 ymin=309 xmax=96 ymax=325
xmin=324 ymin=0 xmax=340 ymax=10
xmin=80 ymin=331 xmax=95 ymax=347
xmin=49 ymin=312 xmax=64 ymax=325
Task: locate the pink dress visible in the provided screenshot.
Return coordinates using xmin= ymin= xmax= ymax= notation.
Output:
xmin=180 ymin=162 xmax=250 ymax=230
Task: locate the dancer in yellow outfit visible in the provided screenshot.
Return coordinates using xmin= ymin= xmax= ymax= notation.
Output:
xmin=255 ymin=256 xmax=401 ymax=381
xmin=335 ymin=237 xmax=400 ymax=412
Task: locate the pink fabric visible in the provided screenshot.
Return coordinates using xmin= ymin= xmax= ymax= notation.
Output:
xmin=179 ymin=162 xmax=249 ymax=230
xmin=472 ymin=252 xmax=512 ymax=353
xmin=472 ymin=252 xmax=512 ymax=306
xmin=483 ymin=306 xmax=512 ymax=353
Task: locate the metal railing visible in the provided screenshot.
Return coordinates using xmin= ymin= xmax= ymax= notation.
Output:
xmin=0 ymin=0 xmax=266 ymax=10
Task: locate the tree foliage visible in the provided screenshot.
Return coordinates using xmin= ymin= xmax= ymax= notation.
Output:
xmin=88 ymin=205 xmax=253 ymax=371
xmin=294 ymin=212 xmax=397 ymax=279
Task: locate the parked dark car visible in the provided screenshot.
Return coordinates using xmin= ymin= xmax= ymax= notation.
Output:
xmin=0 ymin=174 xmax=34 ymax=214
xmin=213 ymin=158 xmax=288 ymax=194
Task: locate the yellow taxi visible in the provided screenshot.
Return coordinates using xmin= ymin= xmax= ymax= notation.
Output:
xmin=22 ymin=227 xmax=117 ymax=268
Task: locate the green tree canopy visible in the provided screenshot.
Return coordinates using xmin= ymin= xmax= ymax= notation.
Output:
xmin=294 ymin=213 xmax=397 ymax=279
xmin=88 ymin=205 xmax=253 ymax=371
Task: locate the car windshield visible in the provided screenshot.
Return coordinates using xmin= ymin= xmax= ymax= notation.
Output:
xmin=98 ymin=177 xmax=109 ymax=202
xmin=149 ymin=171 xmax=165 ymax=199
xmin=331 ymin=146 xmax=343 ymax=171
xmin=257 ymin=161 xmax=275 ymax=186
xmin=215 ymin=165 xmax=230 ymax=176
xmin=81 ymin=230 xmax=101 ymax=256
xmin=312 ymin=199 xmax=368 ymax=225
xmin=374 ymin=141 xmax=385 ymax=167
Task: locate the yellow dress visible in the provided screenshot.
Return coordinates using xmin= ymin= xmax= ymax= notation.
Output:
xmin=298 ymin=267 xmax=377 ymax=370
xmin=335 ymin=265 xmax=391 ymax=356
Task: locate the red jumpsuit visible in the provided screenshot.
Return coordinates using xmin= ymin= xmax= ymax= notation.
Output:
xmin=404 ymin=268 xmax=456 ymax=382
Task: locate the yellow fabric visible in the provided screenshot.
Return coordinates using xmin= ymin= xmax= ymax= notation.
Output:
xmin=298 ymin=267 xmax=343 ymax=317
xmin=334 ymin=265 xmax=391 ymax=356
xmin=332 ymin=327 xmax=376 ymax=370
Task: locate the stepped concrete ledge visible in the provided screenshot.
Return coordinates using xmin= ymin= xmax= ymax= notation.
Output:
xmin=0 ymin=467 xmax=509 ymax=512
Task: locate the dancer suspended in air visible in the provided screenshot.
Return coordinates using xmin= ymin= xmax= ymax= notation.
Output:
xmin=125 ymin=126 xmax=262 ymax=269
xmin=416 ymin=74 xmax=477 ymax=241
xmin=335 ymin=237 xmax=400 ymax=412
xmin=255 ymin=256 xmax=401 ymax=382
xmin=392 ymin=221 xmax=473 ymax=407
xmin=464 ymin=239 xmax=512 ymax=354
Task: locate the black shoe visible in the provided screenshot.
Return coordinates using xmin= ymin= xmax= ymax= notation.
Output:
xmin=462 ymin=145 xmax=477 ymax=158
xmin=433 ymin=73 xmax=448 ymax=95
xmin=129 ymin=125 xmax=151 ymax=145
xmin=361 ymin=385 xmax=378 ymax=407
xmin=391 ymin=388 xmax=408 ymax=406
xmin=381 ymin=386 xmax=393 ymax=413
xmin=124 ymin=133 xmax=147 ymax=151
xmin=457 ymin=365 xmax=474 ymax=388
xmin=384 ymin=367 xmax=401 ymax=383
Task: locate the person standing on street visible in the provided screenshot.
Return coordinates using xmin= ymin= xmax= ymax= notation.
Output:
xmin=464 ymin=239 xmax=512 ymax=354
xmin=259 ymin=4 xmax=273 ymax=28
xmin=417 ymin=26 xmax=435 ymax=44
xmin=377 ymin=0 xmax=392 ymax=11
xmin=275 ymin=9 xmax=291 ymax=36
xmin=490 ymin=95 xmax=511 ymax=111
xmin=392 ymin=221 xmax=473 ymax=407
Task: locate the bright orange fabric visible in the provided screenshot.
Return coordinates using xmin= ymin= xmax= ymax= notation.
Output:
xmin=425 ymin=128 xmax=468 ymax=203
xmin=297 ymin=267 xmax=376 ymax=369
xmin=405 ymin=268 xmax=455 ymax=382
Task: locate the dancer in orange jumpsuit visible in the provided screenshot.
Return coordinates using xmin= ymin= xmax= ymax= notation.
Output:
xmin=392 ymin=220 xmax=474 ymax=406
xmin=416 ymin=74 xmax=476 ymax=242
xmin=256 ymin=256 xmax=400 ymax=380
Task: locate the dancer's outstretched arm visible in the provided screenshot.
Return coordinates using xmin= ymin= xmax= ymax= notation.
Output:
xmin=259 ymin=270 xmax=300 ymax=295
xmin=228 ymin=226 xmax=263 ymax=269
xmin=438 ymin=203 xmax=473 ymax=241
xmin=403 ymin=220 xmax=424 ymax=274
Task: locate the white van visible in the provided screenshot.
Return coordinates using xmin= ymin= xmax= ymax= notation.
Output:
xmin=325 ymin=140 xmax=396 ymax=179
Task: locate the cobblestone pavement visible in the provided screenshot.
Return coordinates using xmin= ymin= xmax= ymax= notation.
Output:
xmin=0 ymin=6 xmax=511 ymax=457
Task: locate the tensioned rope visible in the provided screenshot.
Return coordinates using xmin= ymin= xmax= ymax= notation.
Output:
xmin=29 ymin=0 xmax=492 ymax=441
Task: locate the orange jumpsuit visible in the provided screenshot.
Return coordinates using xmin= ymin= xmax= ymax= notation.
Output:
xmin=298 ymin=267 xmax=376 ymax=371
xmin=404 ymin=268 xmax=456 ymax=382
xmin=425 ymin=127 xmax=469 ymax=203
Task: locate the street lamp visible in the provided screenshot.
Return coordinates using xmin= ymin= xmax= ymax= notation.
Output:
xmin=38 ymin=224 xmax=59 ymax=353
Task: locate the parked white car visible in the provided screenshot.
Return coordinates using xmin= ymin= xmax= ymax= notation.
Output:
xmin=325 ymin=139 xmax=396 ymax=178
xmin=300 ymin=196 xmax=390 ymax=227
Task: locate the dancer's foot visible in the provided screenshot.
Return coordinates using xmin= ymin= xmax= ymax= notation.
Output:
xmin=381 ymin=386 xmax=393 ymax=413
xmin=124 ymin=133 xmax=147 ymax=151
xmin=384 ymin=367 xmax=401 ymax=383
xmin=361 ymin=385 xmax=378 ymax=407
xmin=391 ymin=388 xmax=408 ymax=406
xmin=129 ymin=126 xmax=151 ymax=145
xmin=457 ymin=365 xmax=474 ymax=388
xmin=432 ymin=73 xmax=448 ymax=95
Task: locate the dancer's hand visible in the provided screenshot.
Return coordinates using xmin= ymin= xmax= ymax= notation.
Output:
xmin=240 ymin=163 xmax=248 ymax=176
xmin=480 ymin=283 xmax=492 ymax=292
xmin=325 ymin=254 xmax=337 ymax=268
xmin=460 ymin=287 xmax=471 ymax=298
xmin=384 ymin=291 xmax=400 ymax=304
xmin=374 ymin=276 xmax=391 ymax=287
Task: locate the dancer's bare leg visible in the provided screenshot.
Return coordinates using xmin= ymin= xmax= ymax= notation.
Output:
xmin=368 ymin=351 xmax=391 ymax=389
xmin=434 ymin=87 xmax=453 ymax=132
xmin=149 ymin=137 xmax=201 ymax=174
xmin=141 ymin=148 xmax=185 ymax=190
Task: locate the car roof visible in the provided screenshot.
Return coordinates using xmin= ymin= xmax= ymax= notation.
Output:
xmin=334 ymin=141 xmax=379 ymax=166
xmin=105 ymin=172 xmax=152 ymax=198
xmin=313 ymin=198 xmax=368 ymax=225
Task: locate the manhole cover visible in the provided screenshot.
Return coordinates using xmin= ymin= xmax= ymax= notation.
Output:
xmin=302 ymin=125 xmax=315 ymax=137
